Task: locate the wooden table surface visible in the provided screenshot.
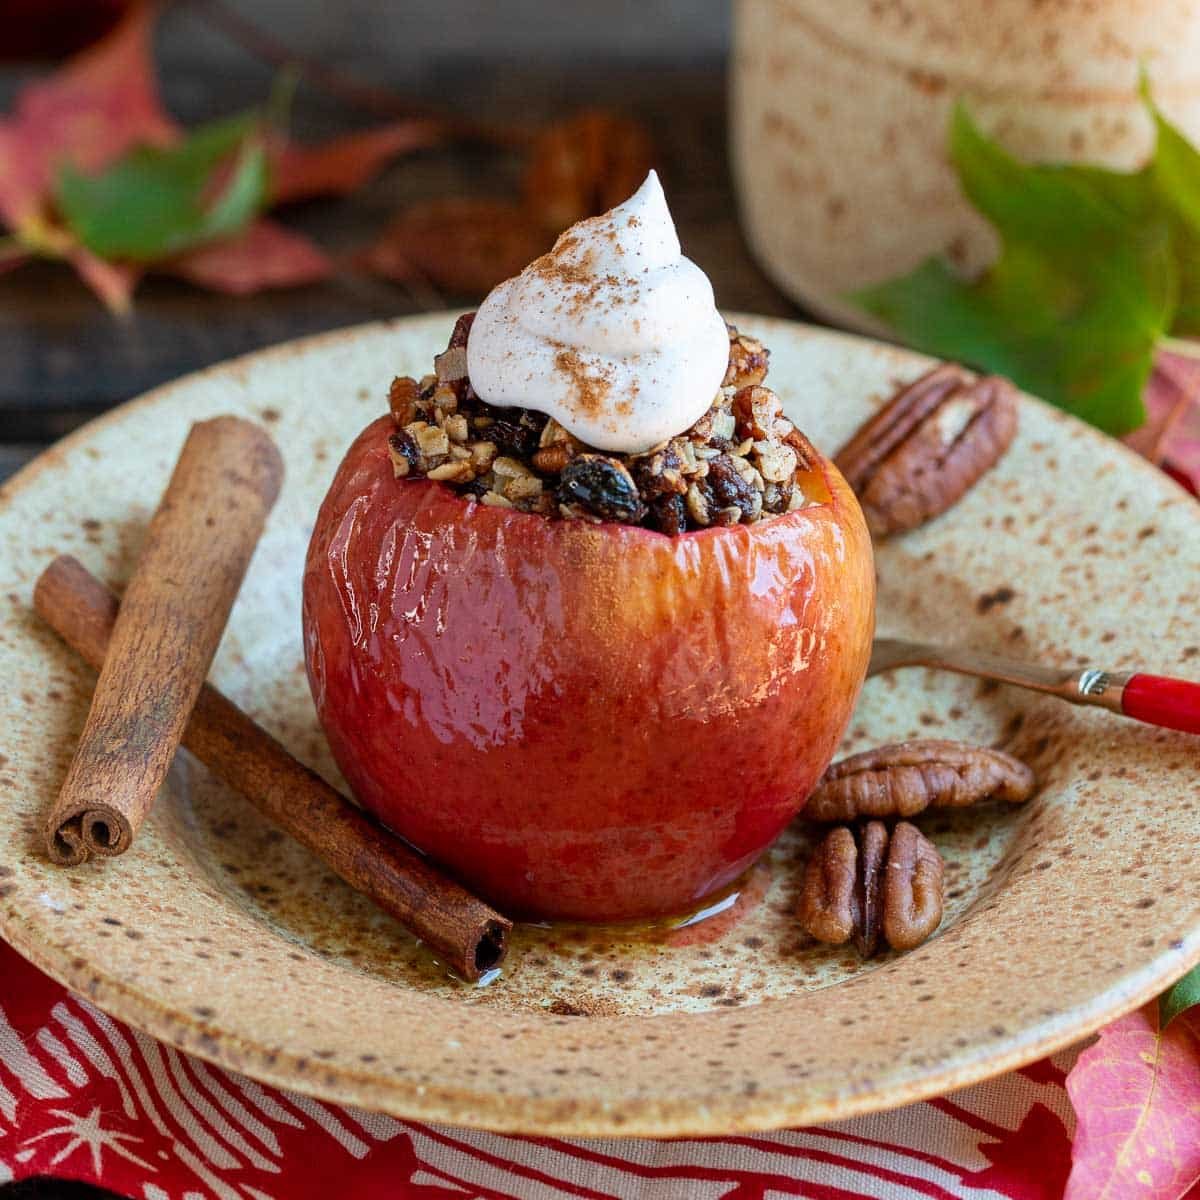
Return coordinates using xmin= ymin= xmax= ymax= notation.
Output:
xmin=0 ymin=58 xmax=798 ymax=486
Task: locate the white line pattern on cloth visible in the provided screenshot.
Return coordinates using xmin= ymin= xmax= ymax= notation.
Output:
xmin=0 ymin=946 xmax=1082 ymax=1200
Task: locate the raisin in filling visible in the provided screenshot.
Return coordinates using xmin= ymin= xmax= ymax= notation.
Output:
xmin=385 ymin=312 xmax=818 ymax=531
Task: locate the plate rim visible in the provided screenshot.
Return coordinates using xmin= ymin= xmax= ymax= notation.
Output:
xmin=2 ymin=311 xmax=1198 ymax=1138
xmin=3 ymin=905 xmax=1194 ymax=1137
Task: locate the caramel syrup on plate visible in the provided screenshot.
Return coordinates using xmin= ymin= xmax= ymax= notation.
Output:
xmin=489 ymin=859 xmax=775 ymax=980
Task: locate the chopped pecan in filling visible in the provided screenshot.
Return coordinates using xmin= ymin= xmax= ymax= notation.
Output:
xmin=386 ymin=313 xmax=821 ymax=532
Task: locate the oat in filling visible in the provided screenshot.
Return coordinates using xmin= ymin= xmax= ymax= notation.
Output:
xmin=386 ymin=313 xmax=821 ymax=534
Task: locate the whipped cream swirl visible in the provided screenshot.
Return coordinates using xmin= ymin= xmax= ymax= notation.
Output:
xmin=466 ymin=171 xmax=729 ymax=455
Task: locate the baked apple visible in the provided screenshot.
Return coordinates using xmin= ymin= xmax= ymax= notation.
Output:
xmin=303 ymin=174 xmax=875 ymax=921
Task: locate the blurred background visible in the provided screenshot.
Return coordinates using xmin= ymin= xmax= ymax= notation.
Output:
xmin=3 ymin=0 xmax=1198 ymax=491
xmin=1 ymin=0 xmax=785 ymax=485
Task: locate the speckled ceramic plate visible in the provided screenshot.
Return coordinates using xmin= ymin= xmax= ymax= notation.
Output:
xmin=1 ymin=314 xmax=1198 ymax=1137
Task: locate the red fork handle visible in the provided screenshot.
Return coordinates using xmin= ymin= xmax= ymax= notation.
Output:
xmin=1120 ymin=673 xmax=1200 ymax=735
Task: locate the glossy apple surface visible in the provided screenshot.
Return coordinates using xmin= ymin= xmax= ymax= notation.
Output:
xmin=303 ymin=416 xmax=875 ymax=921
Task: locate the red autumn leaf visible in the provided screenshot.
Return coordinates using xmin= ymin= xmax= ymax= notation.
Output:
xmin=0 ymin=1 xmax=173 ymax=232
xmin=70 ymin=247 xmax=141 ymax=314
xmin=1126 ymin=349 xmax=1200 ymax=495
xmin=1065 ymin=1003 xmax=1200 ymax=1200
xmin=1164 ymin=463 xmax=1200 ymax=496
xmin=271 ymin=118 xmax=447 ymax=204
xmin=163 ymin=218 xmax=331 ymax=294
xmin=0 ymin=243 xmax=30 ymax=277
xmin=360 ymin=197 xmax=550 ymax=297
xmin=0 ymin=4 xmax=443 ymax=307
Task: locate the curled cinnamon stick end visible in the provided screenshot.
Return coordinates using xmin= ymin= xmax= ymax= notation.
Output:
xmin=35 ymin=556 xmax=511 ymax=980
xmin=43 ymin=416 xmax=284 ymax=866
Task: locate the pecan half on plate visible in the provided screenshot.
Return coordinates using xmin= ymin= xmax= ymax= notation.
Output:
xmin=800 ymin=821 xmax=944 ymax=957
xmin=524 ymin=111 xmax=655 ymax=231
xmin=806 ymin=739 xmax=1036 ymax=823
xmin=835 ymin=364 xmax=1018 ymax=537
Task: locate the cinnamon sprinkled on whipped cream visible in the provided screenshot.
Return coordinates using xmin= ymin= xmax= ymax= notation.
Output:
xmin=466 ymin=171 xmax=729 ymax=454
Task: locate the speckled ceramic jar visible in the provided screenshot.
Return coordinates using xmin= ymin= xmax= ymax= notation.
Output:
xmin=731 ymin=0 xmax=1200 ymax=330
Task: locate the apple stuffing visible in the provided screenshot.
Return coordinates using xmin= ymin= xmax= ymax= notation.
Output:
xmin=386 ymin=315 xmax=811 ymax=533
xmin=386 ymin=174 xmax=818 ymax=533
xmin=303 ymin=172 xmax=876 ymax=922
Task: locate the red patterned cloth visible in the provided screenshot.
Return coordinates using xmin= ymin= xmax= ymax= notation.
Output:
xmin=1 ymin=941 xmax=1083 ymax=1200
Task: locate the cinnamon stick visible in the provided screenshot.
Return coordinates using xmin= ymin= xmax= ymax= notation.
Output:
xmin=44 ymin=417 xmax=284 ymax=866
xmin=35 ymin=556 xmax=511 ymax=980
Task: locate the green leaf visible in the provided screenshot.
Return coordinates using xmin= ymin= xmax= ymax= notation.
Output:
xmin=1146 ymin=98 xmax=1200 ymax=334
xmin=854 ymin=103 xmax=1177 ymax=435
xmin=1161 ymin=963 xmax=1200 ymax=1027
xmin=54 ymin=112 xmax=269 ymax=261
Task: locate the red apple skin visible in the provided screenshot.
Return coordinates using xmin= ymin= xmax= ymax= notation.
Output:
xmin=303 ymin=416 xmax=875 ymax=922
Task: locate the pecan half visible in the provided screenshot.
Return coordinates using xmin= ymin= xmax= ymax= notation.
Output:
xmin=532 ymin=443 xmax=575 ymax=475
xmin=797 ymin=825 xmax=858 ymax=945
xmin=782 ymin=427 xmax=819 ymax=473
xmin=724 ymin=324 xmax=770 ymax=389
xmin=883 ymin=823 xmax=945 ymax=951
xmin=361 ymin=199 xmax=549 ymax=297
xmin=834 ymin=365 xmax=1018 ymax=537
xmin=524 ymin=110 xmax=655 ymax=231
xmin=732 ymin=385 xmax=783 ymax=441
xmin=857 ymin=820 xmax=889 ymax=957
xmin=388 ymin=376 xmax=421 ymax=426
xmin=807 ymin=739 xmax=1035 ymax=823
xmin=799 ymin=820 xmax=944 ymax=957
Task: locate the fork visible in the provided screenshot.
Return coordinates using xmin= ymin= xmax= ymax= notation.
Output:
xmin=869 ymin=638 xmax=1200 ymax=735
